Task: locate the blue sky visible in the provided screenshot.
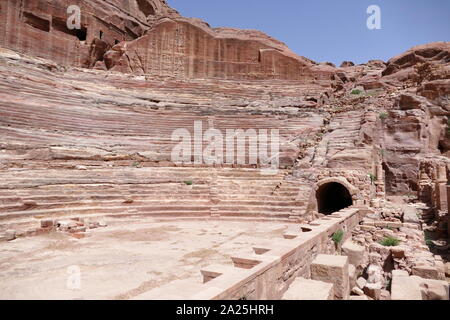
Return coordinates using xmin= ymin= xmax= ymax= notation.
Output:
xmin=167 ymin=0 xmax=450 ymax=65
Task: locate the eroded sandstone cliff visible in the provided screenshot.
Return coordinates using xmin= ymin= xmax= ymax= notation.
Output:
xmin=0 ymin=0 xmax=331 ymax=81
xmin=0 ymin=0 xmax=448 ymax=231
xmin=0 ymin=0 xmax=449 ymax=301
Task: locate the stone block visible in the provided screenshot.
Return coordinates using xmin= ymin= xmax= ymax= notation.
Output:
xmin=380 ymin=289 xmax=391 ymax=300
xmin=311 ymin=254 xmax=349 ymax=300
xmin=403 ymin=223 xmax=420 ymax=230
xmin=356 ymin=277 xmax=367 ymax=289
xmin=391 ymin=270 xmax=422 ymax=300
xmin=364 ymin=283 xmax=382 ymax=300
xmin=374 ymin=221 xmax=387 ymax=228
xmin=412 ymin=265 xmax=439 ymax=280
xmin=70 ymin=233 xmax=86 ymax=239
xmin=391 ymin=246 xmax=406 ymax=259
xmin=349 ymin=264 xmax=357 ymax=289
xmin=342 ymin=240 xmax=366 ymax=268
xmin=351 ymin=286 xmax=365 ymax=296
xmin=0 ymin=230 xmax=16 ymax=242
xmin=40 ymin=220 xmax=54 ymax=228
xmin=386 ymin=222 xmax=402 ymax=229
xmin=369 ymin=252 xmax=382 ymax=265
xmin=282 ymin=277 xmax=334 ymax=300
xmin=435 ymin=261 xmax=446 ymax=279
xmin=56 ymin=220 xmax=78 ymax=231
xmin=361 ymin=225 xmax=376 ymax=232
xmin=417 ymin=278 xmax=449 ymax=300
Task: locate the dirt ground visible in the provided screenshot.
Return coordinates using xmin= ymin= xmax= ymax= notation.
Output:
xmin=0 ymin=217 xmax=290 ymax=300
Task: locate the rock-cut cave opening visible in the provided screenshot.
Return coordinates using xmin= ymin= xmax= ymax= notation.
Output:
xmin=316 ymin=182 xmax=353 ymax=215
xmin=137 ymin=0 xmax=156 ymax=17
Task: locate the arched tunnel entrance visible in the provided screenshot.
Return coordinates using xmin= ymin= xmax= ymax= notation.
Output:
xmin=316 ymin=182 xmax=353 ymax=215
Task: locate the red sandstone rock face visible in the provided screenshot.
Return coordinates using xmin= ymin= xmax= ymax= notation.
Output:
xmin=106 ymin=18 xmax=330 ymax=80
xmin=0 ymin=0 xmax=448 ymax=228
xmin=382 ymin=42 xmax=450 ymax=84
xmin=0 ymin=2 xmax=450 ymax=302
xmin=417 ymin=80 xmax=450 ymax=110
xmin=377 ymin=86 xmax=449 ymax=193
xmin=0 ymin=0 xmax=178 ymax=68
xmin=374 ymin=43 xmax=450 ymax=194
xmin=383 ymin=42 xmax=450 ymax=75
xmin=0 ymin=0 xmax=334 ymax=82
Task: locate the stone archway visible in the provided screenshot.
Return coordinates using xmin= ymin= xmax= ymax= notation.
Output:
xmin=315 ymin=177 xmax=357 ymax=215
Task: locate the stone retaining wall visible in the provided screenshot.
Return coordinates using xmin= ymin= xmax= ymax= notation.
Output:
xmin=134 ymin=206 xmax=367 ymax=300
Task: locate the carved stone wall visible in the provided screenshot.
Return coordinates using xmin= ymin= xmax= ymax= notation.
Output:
xmin=0 ymin=0 xmax=334 ymax=81
xmin=106 ymin=19 xmax=328 ymax=80
xmin=0 ymin=0 xmax=177 ymax=67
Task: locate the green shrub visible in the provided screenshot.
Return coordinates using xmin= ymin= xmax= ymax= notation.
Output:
xmin=379 ymin=112 xmax=389 ymax=120
xmin=368 ymin=174 xmax=376 ymax=183
xmin=351 ymin=89 xmax=362 ymax=95
xmin=380 ymin=237 xmax=400 ymax=247
xmin=184 ymin=180 xmax=193 ymax=186
xmin=332 ymin=230 xmax=344 ymax=245
xmin=132 ymin=161 xmax=141 ymax=168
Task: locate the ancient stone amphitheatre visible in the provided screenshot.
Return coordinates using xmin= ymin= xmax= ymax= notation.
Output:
xmin=0 ymin=0 xmax=449 ymax=301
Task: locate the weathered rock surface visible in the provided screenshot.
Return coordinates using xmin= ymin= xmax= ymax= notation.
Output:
xmin=342 ymin=239 xmax=367 ymax=270
xmin=0 ymin=0 xmax=448 ymax=301
xmin=106 ymin=18 xmax=334 ymax=80
xmin=382 ymin=42 xmax=450 ymax=80
xmin=391 ymin=270 xmax=449 ymax=300
xmin=0 ymin=0 xmax=335 ymax=82
xmin=0 ymin=1 xmax=179 ymax=68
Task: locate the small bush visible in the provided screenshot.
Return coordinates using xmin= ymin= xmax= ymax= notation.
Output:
xmin=132 ymin=161 xmax=141 ymax=168
xmin=368 ymin=174 xmax=376 ymax=183
xmin=184 ymin=180 xmax=193 ymax=186
xmin=351 ymin=89 xmax=362 ymax=95
xmin=380 ymin=237 xmax=400 ymax=247
xmin=379 ymin=112 xmax=389 ymax=120
xmin=332 ymin=230 xmax=344 ymax=245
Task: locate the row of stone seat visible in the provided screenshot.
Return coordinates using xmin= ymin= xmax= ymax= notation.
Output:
xmin=0 ymin=167 xmax=306 ymax=233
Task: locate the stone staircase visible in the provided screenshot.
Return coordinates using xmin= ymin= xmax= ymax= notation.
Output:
xmin=313 ymin=110 xmax=368 ymax=167
xmin=214 ymin=169 xmax=306 ymax=219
